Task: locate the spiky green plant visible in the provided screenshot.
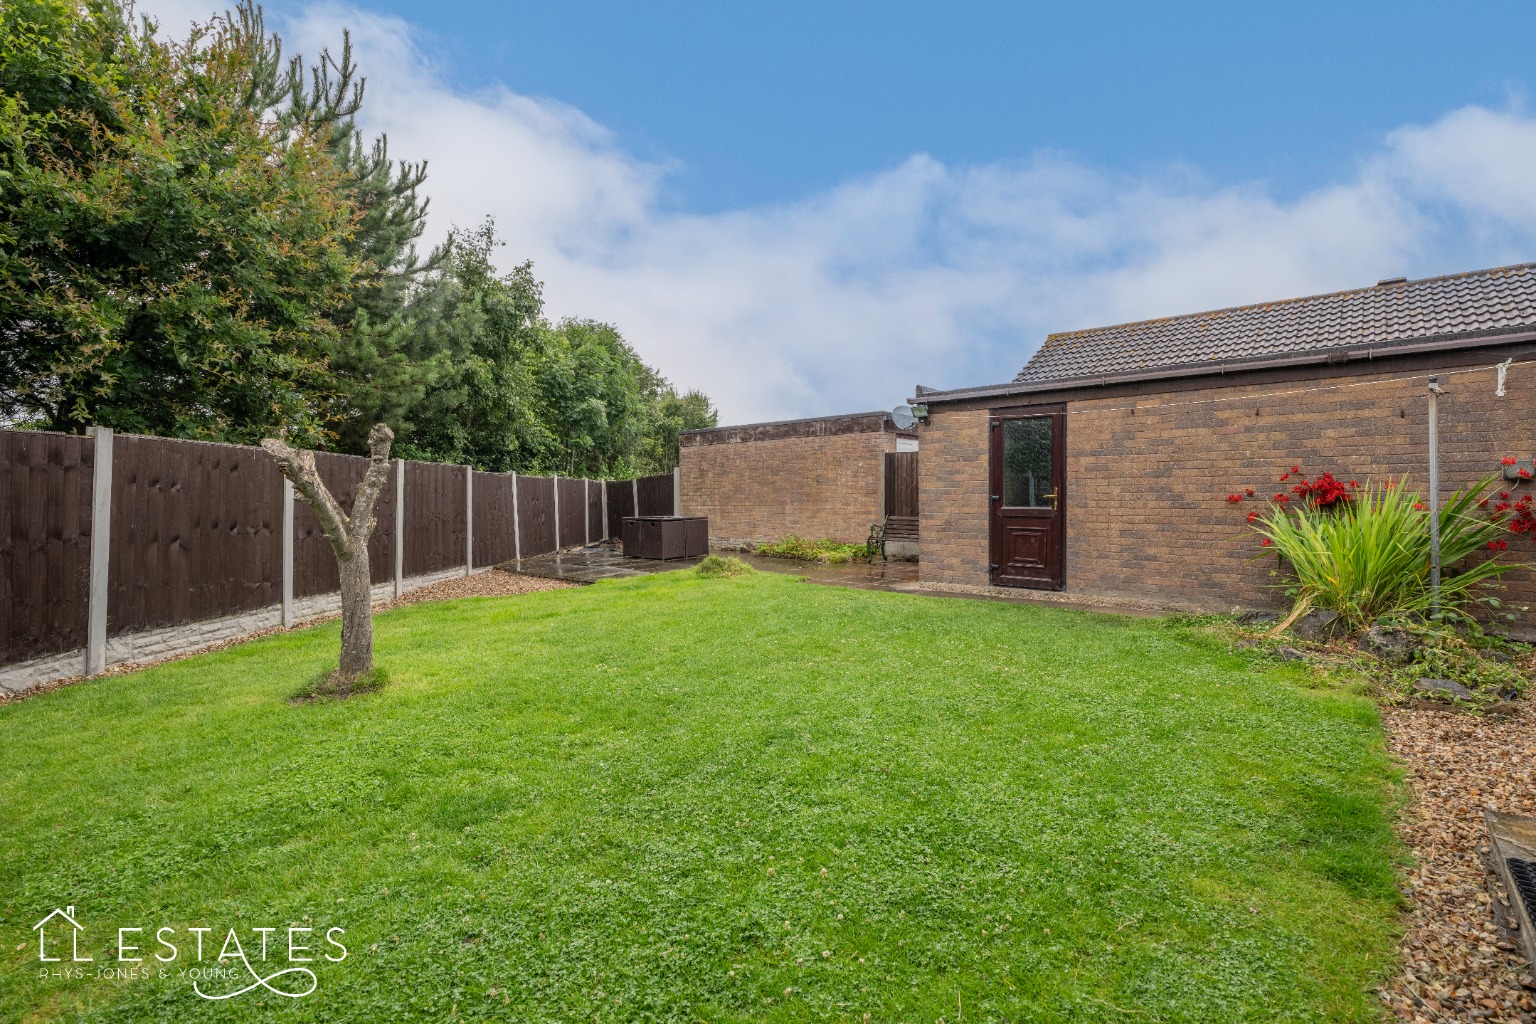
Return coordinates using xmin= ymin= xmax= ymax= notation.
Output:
xmin=1251 ymin=475 xmax=1526 ymax=630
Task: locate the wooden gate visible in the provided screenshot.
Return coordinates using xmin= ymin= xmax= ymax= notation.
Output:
xmin=884 ymin=451 xmax=918 ymax=518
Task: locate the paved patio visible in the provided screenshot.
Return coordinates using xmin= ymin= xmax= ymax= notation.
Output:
xmin=503 ymin=546 xmax=1157 ymax=616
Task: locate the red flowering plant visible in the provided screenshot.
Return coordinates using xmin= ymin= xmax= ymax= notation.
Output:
xmin=1223 ymin=464 xmax=1529 ymax=629
xmin=1225 ymin=465 xmax=1358 ymax=516
xmin=1479 ymin=473 xmax=1536 ymax=551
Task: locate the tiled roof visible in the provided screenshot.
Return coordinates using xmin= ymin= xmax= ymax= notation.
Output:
xmin=1015 ymin=263 xmax=1536 ymax=385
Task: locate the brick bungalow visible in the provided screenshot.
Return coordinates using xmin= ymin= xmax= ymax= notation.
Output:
xmin=913 ymin=263 xmax=1536 ymax=633
xmin=680 ymin=412 xmax=917 ymax=547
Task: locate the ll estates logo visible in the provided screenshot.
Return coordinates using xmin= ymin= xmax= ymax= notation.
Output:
xmin=33 ymin=905 xmax=347 ymax=1001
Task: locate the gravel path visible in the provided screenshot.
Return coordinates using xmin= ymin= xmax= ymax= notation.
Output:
xmin=1383 ymin=701 xmax=1536 ymax=1023
xmin=376 ymin=568 xmax=578 ymax=610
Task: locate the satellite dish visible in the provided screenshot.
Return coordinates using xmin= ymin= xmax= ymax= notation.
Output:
xmin=891 ymin=405 xmax=919 ymax=430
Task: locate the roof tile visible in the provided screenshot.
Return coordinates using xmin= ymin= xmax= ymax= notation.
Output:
xmin=1016 ymin=263 xmax=1536 ymax=385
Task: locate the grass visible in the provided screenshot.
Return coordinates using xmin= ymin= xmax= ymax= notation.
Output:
xmin=0 ymin=572 xmax=1403 ymax=1022
xmin=290 ymin=666 xmax=390 ymax=702
xmin=695 ymin=554 xmax=755 ymax=578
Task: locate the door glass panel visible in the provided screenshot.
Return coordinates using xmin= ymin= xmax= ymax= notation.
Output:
xmin=1002 ymin=417 xmax=1053 ymax=508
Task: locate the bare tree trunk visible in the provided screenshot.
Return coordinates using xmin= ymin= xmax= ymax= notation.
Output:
xmin=261 ymin=424 xmax=394 ymax=680
xmin=337 ymin=550 xmax=375 ymax=676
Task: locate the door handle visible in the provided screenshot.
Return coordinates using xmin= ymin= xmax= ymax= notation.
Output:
xmin=1042 ymin=491 xmax=1059 ymax=510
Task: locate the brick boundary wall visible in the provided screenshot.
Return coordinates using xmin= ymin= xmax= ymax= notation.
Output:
xmin=680 ymin=413 xmax=914 ymax=546
xmin=919 ymin=349 xmax=1536 ymax=635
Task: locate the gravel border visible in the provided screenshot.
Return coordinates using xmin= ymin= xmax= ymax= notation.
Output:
xmin=374 ymin=568 xmax=578 ymax=609
xmin=1382 ymin=701 xmax=1536 ymax=1022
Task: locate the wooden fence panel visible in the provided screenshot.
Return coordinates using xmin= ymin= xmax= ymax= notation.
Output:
xmin=558 ymin=477 xmax=588 ymax=547
xmin=108 ymin=435 xmax=284 ymax=634
xmin=293 ymin=452 xmax=397 ymax=598
xmin=884 ymin=451 xmax=919 ymax=518
xmin=605 ymin=479 xmax=635 ymax=538
xmin=0 ymin=430 xmax=94 ymax=665
xmin=636 ymin=473 xmax=675 ymax=517
xmin=473 ymin=471 xmax=518 ymax=566
xmin=402 ymin=460 xmax=465 ymax=578
xmin=516 ymin=476 xmax=556 ymax=556
xmin=587 ymin=482 xmax=605 ymax=540
xmin=4 ymin=423 xmax=690 ymax=674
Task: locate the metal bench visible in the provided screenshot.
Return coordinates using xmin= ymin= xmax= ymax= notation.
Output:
xmin=866 ymin=515 xmax=919 ymax=560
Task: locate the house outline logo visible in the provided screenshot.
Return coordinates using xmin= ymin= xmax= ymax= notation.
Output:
xmin=33 ymin=906 xmax=92 ymax=963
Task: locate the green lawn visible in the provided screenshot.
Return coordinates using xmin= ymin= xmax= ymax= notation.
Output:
xmin=1 ymin=571 xmax=1402 ymax=1022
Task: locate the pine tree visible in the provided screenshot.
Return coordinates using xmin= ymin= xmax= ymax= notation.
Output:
xmin=229 ymin=2 xmax=445 ymax=451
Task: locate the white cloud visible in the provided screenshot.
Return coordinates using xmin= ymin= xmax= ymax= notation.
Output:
xmin=143 ymin=1 xmax=1536 ymax=423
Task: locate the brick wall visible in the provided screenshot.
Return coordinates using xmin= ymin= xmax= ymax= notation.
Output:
xmin=680 ymin=429 xmax=899 ymax=545
xmin=917 ymin=406 xmax=991 ymax=584
xmin=920 ymin=353 xmax=1536 ymax=631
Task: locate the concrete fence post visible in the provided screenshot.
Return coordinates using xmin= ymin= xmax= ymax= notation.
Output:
xmin=631 ymin=476 xmax=639 ymax=519
xmin=553 ymin=474 xmax=561 ymax=551
xmin=672 ymin=466 xmax=681 ymax=516
xmin=393 ymin=458 xmax=405 ymax=598
xmin=281 ymin=478 xmax=294 ymax=627
xmin=511 ymin=472 xmax=521 ymax=561
xmin=83 ymin=426 xmax=113 ymax=677
xmin=465 ymin=465 xmax=474 ymax=575
xmin=600 ymin=480 xmax=609 ymax=541
xmin=584 ymin=478 xmax=591 ymax=545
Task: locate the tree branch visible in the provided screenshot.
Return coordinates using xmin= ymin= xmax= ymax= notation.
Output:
xmin=260 ymin=437 xmax=354 ymax=560
xmin=347 ymin=423 xmax=395 ymax=547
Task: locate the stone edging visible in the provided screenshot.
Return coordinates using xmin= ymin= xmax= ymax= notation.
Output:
xmin=0 ymin=566 xmax=474 ymax=694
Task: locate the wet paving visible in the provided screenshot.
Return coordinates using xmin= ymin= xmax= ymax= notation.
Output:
xmin=503 ymin=546 xmax=920 ymax=588
xmin=500 ymin=547 xmax=707 ymax=584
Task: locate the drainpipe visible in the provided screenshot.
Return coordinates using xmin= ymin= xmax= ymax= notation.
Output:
xmin=1427 ymin=377 xmax=1443 ymax=616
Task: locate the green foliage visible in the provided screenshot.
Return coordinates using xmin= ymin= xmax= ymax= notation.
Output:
xmin=389 ymin=221 xmax=547 ymax=470
xmin=694 ymin=554 xmax=753 ymax=578
xmin=0 ymin=573 xmax=1403 ymax=1020
xmin=225 ymin=3 xmax=446 ymax=454
xmin=1383 ymin=618 xmax=1529 ymax=701
xmin=0 ymin=2 xmax=716 ymax=470
xmin=0 ymin=0 xmax=359 ymax=444
xmin=1252 ymin=476 xmax=1526 ymax=630
xmin=755 ymin=535 xmax=869 ymax=563
xmin=639 ymin=387 xmax=717 ymax=473
xmin=394 ymin=219 xmax=717 ymax=474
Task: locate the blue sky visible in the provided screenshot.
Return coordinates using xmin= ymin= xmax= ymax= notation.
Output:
xmin=147 ymin=0 xmax=1536 ymax=422
xmin=266 ymin=1 xmax=1535 ymax=212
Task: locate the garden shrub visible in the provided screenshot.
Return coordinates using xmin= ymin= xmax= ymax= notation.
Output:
xmin=755 ymin=535 xmax=867 ymax=563
xmin=1228 ymin=468 xmax=1530 ymax=631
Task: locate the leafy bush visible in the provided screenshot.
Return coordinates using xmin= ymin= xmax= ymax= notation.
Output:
xmin=1244 ymin=476 xmax=1527 ymax=630
xmin=695 ymin=555 xmax=754 ymax=578
xmin=754 ymin=535 xmax=867 ymax=563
